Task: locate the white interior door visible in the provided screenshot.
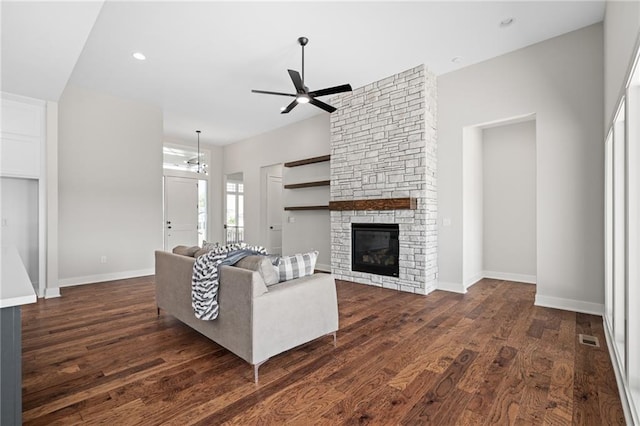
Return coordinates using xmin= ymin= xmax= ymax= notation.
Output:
xmin=164 ymin=176 xmax=198 ymax=250
xmin=266 ymin=173 xmax=283 ymax=255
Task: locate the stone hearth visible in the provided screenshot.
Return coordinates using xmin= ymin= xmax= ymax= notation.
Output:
xmin=329 ymin=65 xmax=437 ymax=295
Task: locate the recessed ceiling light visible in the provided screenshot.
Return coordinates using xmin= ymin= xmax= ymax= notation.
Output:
xmin=132 ymin=52 xmax=146 ymax=61
xmin=500 ymin=18 xmax=514 ymax=28
xmin=451 ymin=56 xmax=462 ymax=64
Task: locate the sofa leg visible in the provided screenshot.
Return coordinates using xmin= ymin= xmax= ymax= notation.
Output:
xmin=156 ymin=306 xmax=160 ymax=316
xmin=331 ymin=331 xmax=337 ymax=347
xmin=253 ymin=360 xmax=268 ymax=384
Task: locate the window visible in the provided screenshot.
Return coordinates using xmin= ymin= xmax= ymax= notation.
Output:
xmin=226 ymin=180 xmax=244 ymax=243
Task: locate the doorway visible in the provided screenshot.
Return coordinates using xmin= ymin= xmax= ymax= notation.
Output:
xmin=462 ymin=114 xmax=537 ymax=289
xmin=225 ymin=172 xmax=244 ymax=244
xmin=164 ymin=176 xmax=199 ymax=250
xmin=261 ymin=164 xmax=283 ymax=255
xmin=162 ymin=143 xmax=210 ymax=249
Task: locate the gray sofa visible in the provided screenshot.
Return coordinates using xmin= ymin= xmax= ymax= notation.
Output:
xmin=154 ymin=250 xmax=339 ymax=382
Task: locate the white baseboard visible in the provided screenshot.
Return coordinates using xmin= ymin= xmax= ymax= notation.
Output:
xmin=534 ymin=294 xmax=604 ymax=316
xmin=44 ymin=287 xmax=61 ymax=298
xmin=439 ymin=270 xmax=534 ymax=295
xmin=463 ymin=273 xmax=484 ymax=289
xmin=482 ymin=270 xmax=536 ymax=284
xmin=315 ymin=263 xmax=331 ymax=273
xmin=437 ymin=281 xmax=466 ymax=294
xmin=603 ymin=316 xmax=638 ymax=425
xmin=59 ymin=268 xmax=154 ymax=287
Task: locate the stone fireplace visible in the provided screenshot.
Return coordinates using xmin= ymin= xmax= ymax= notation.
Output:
xmin=329 ymin=65 xmax=437 ymax=295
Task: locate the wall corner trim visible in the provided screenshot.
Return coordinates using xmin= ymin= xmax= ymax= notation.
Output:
xmin=436 ymin=281 xmax=466 ymax=294
xmin=44 ymin=288 xmax=61 ymax=299
xmin=534 ymin=294 xmax=604 ymax=316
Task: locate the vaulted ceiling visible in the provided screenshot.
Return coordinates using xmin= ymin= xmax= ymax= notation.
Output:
xmin=2 ymin=1 xmax=605 ymax=146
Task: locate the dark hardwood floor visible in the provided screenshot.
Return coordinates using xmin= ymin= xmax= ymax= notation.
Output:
xmin=21 ymin=277 xmax=625 ymax=425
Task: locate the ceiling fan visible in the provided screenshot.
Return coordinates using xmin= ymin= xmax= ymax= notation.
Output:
xmin=252 ymin=36 xmax=352 ymax=114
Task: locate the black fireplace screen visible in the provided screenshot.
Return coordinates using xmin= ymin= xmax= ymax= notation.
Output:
xmin=352 ymin=223 xmax=400 ymax=277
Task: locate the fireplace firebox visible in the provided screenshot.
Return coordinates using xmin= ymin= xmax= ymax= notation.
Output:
xmin=351 ymin=223 xmax=400 ymax=277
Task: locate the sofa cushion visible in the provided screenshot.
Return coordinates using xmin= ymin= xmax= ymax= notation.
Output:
xmin=194 ymin=247 xmax=212 ymax=258
xmin=172 ymin=245 xmax=200 ymax=257
xmin=234 ymin=255 xmax=280 ymax=286
xmin=276 ymin=251 xmax=319 ymax=282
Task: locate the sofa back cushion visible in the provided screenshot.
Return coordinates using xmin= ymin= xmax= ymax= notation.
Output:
xmin=172 ymin=245 xmax=200 ymax=257
xmin=234 ymin=255 xmax=280 ymax=286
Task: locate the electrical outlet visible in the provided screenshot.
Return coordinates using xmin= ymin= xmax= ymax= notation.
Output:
xmin=100 ymin=256 xmax=107 ymax=264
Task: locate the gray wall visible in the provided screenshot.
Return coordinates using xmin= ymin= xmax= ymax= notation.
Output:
xmin=58 ymin=85 xmax=163 ymax=285
xmin=438 ymin=23 xmax=604 ymax=312
xmin=222 ymin=114 xmax=331 ymax=265
xmin=482 ymin=120 xmax=536 ymax=279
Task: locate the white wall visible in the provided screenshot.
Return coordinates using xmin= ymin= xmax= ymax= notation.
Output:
xmin=461 ymin=126 xmax=483 ymax=287
xmin=58 ymin=85 xmax=163 ymax=285
xmin=0 ymin=177 xmax=39 ymax=283
xmin=482 ymin=120 xmax=536 ymax=280
xmin=604 ymin=0 xmax=640 ymax=128
xmin=207 ymin=145 xmax=224 ymax=243
xmin=223 ymin=114 xmax=330 ymax=261
xmin=438 ymin=23 xmax=604 ymax=312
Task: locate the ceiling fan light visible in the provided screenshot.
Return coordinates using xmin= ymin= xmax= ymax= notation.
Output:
xmin=296 ymin=95 xmax=310 ymax=104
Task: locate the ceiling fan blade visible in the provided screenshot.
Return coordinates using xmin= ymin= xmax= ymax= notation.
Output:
xmin=280 ymin=99 xmax=298 ymax=114
xmin=308 ymin=84 xmax=353 ymax=98
xmin=309 ymin=97 xmax=336 ymax=113
xmin=288 ymin=69 xmax=306 ymax=94
xmin=251 ymin=89 xmax=296 ymax=97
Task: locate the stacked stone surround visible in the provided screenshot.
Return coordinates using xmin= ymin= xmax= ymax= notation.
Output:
xmin=329 ymin=65 xmax=437 ymax=295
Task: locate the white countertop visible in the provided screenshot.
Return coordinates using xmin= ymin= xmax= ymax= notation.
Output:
xmin=1 ymin=246 xmax=37 ymax=308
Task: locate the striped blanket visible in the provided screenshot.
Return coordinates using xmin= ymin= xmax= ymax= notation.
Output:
xmin=191 ymin=244 xmax=267 ymax=320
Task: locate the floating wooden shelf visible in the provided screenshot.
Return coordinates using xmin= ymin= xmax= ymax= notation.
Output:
xmin=328 ymin=197 xmax=417 ymax=211
xmin=284 ymin=180 xmax=330 ymax=189
xmin=284 ymin=205 xmax=330 ymax=211
xmin=284 ymin=155 xmax=330 ymax=168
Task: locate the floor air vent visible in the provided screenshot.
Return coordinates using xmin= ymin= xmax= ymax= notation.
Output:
xmin=578 ymin=334 xmax=600 ymax=347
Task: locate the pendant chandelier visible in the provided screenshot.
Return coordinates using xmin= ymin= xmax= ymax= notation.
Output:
xmin=196 ymin=130 xmax=202 ymax=174
xmin=187 ymin=130 xmax=207 ymax=174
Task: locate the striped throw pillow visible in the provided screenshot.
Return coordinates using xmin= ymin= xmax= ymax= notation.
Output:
xmin=276 ymin=251 xmax=319 ymax=282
